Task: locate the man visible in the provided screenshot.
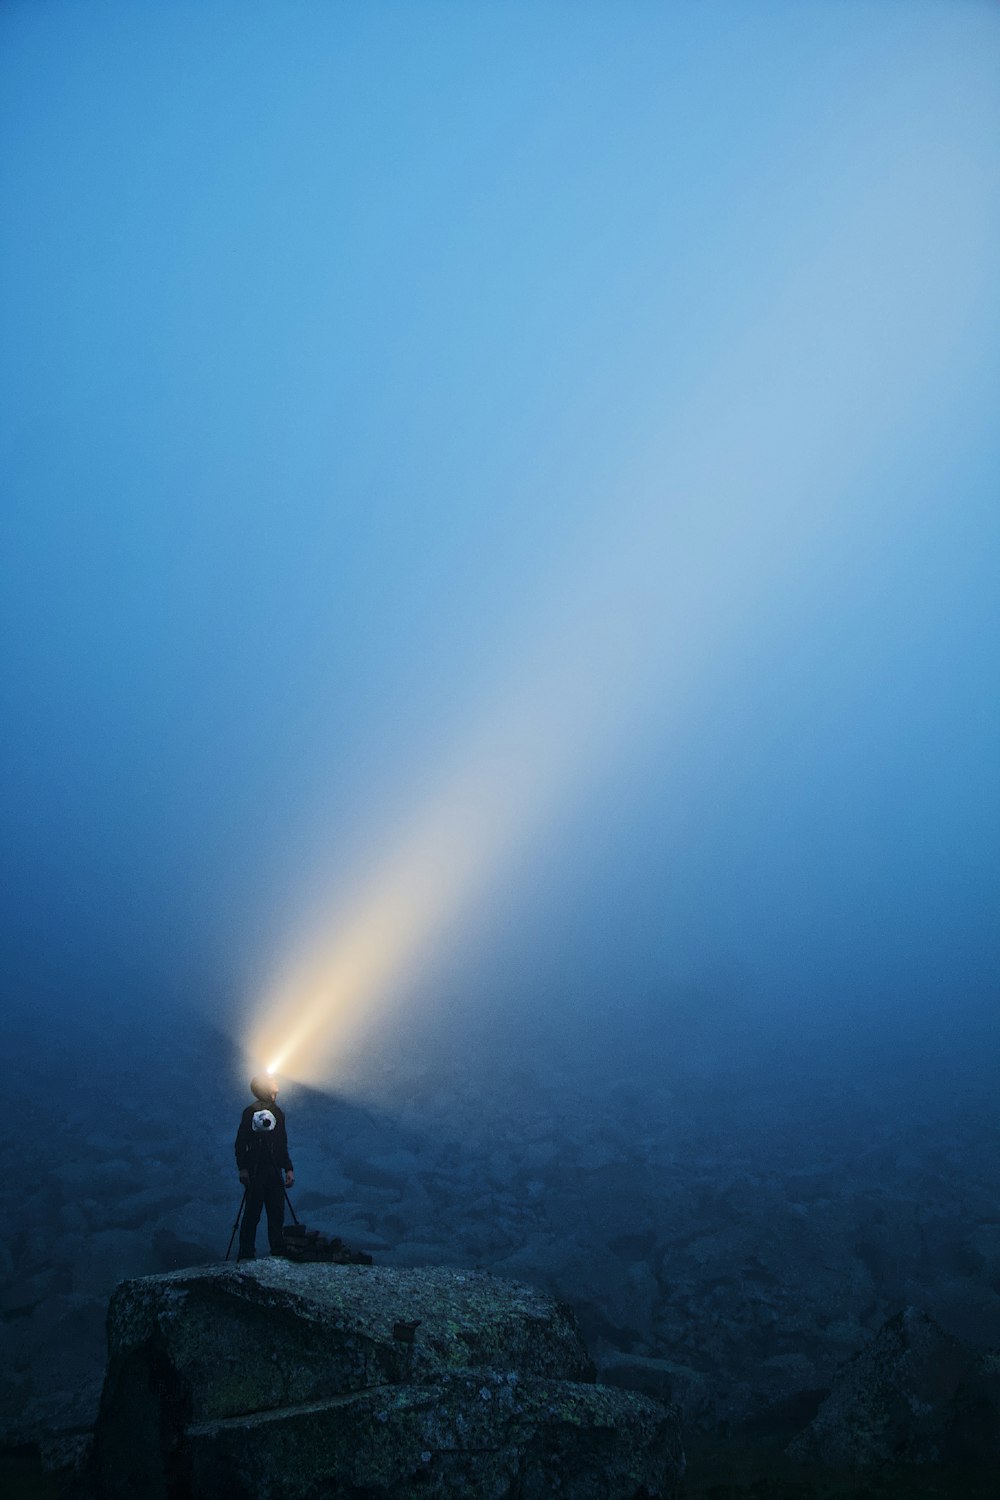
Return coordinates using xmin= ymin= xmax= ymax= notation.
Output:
xmin=235 ymin=1074 xmax=295 ymax=1259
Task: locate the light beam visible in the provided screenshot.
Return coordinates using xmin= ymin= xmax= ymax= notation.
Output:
xmin=245 ymin=120 xmax=991 ymax=1089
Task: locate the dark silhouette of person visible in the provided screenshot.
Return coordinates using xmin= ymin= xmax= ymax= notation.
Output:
xmin=235 ymin=1075 xmax=294 ymax=1259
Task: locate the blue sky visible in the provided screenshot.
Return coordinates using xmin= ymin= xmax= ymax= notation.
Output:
xmin=2 ymin=2 xmax=998 ymax=1080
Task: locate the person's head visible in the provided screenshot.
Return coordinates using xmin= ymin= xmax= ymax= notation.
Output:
xmin=250 ymin=1074 xmax=278 ymax=1103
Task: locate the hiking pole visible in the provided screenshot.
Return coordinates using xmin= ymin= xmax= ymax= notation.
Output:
xmin=282 ymin=1170 xmax=300 ymax=1226
xmin=225 ymin=1187 xmax=247 ymax=1261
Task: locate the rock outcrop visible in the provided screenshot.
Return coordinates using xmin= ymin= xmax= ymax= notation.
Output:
xmin=787 ymin=1306 xmax=1000 ymax=1471
xmin=87 ymin=1260 xmax=684 ymax=1498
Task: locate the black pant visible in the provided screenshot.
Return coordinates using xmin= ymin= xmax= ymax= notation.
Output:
xmin=238 ymin=1166 xmax=285 ymax=1257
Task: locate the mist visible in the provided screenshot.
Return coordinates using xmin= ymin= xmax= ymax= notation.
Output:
xmin=2 ymin=0 xmax=999 ymax=1483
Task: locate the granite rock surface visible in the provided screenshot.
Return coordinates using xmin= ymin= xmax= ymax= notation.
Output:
xmin=87 ymin=1260 xmax=684 ymax=1499
xmin=787 ymin=1306 xmax=1000 ymax=1471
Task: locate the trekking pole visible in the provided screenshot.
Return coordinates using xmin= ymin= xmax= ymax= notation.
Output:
xmin=225 ymin=1187 xmax=247 ymax=1261
xmin=282 ymin=1171 xmax=300 ymax=1226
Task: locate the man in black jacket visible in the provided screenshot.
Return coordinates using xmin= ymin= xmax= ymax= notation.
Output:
xmin=235 ymin=1075 xmax=295 ymax=1259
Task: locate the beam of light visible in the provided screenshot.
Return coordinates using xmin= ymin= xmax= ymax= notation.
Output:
xmin=245 ymin=118 xmax=992 ymax=1090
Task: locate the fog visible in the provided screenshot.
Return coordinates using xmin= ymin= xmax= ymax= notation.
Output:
xmin=2 ymin=0 xmax=999 ymax=1474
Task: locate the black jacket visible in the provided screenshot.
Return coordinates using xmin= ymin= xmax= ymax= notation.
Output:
xmin=235 ymin=1100 xmax=293 ymax=1174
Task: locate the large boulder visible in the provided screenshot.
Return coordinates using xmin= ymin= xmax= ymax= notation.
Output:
xmin=184 ymin=1371 xmax=679 ymax=1500
xmin=88 ymin=1261 xmax=683 ymax=1498
xmin=787 ymin=1306 xmax=1000 ymax=1470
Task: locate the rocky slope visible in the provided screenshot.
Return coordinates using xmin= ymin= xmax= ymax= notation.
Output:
xmin=4 ymin=1000 xmax=1000 ymax=1491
